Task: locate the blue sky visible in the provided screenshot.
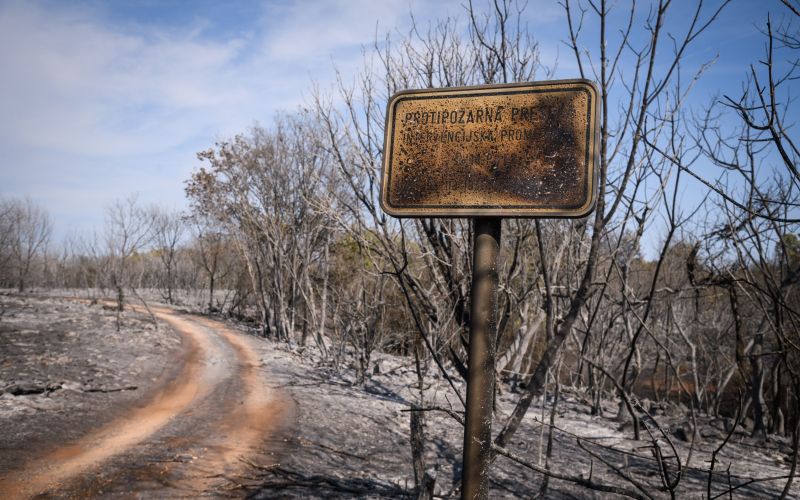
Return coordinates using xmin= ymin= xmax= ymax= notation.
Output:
xmin=0 ymin=0 xmax=787 ymax=242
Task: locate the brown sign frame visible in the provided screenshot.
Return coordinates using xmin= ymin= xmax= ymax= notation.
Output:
xmin=379 ymin=79 xmax=600 ymax=218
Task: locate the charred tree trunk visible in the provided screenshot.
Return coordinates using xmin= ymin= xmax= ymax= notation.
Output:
xmin=750 ymin=332 xmax=769 ymax=440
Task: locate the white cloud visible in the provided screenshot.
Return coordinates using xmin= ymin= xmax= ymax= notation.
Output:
xmin=262 ymin=0 xmax=410 ymax=60
xmin=0 ymin=0 xmax=565 ymax=238
xmin=0 ymin=0 xmax=453 ymax=160
xmin=0 ymin=1 xmax=259 ymax=157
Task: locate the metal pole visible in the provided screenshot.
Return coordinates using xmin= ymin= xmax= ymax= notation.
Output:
xmin=461 ymin=217 xmax=501 ymax=500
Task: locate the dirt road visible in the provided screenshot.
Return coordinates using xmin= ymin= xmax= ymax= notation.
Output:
xmin=0 ymin=305 xmax=295 ymax=499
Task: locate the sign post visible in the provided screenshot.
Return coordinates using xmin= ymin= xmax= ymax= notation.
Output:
xmin=463 ymin=216 xmax=501 ymax=499
xmin=380 ymin=80 xmax=599 ymax=499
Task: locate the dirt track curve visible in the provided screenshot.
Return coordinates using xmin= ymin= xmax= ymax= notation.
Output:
xmin=0 ymin=305 xmax=295 ymax=499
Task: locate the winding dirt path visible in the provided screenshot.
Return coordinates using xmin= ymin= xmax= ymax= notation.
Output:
xmin=0 ymin=306 xmax=294 ymax=499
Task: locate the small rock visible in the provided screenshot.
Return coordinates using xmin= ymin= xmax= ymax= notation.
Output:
xmin=61 ymin=381 xmax=83 ymax=391
xmin=671 ymin=422 xmax=698 ymax=442
xmin=700 ymin=426 xmax=723 ymax=439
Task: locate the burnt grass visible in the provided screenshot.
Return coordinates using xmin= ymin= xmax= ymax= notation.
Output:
xmin=0 ymin=292 xmax=184 ymax=474
xmin=236 ymin=338 xmax=798 ymax=498
xmin=230 ymin=333 xmax=798 ymax=498
xmin=1 ymin=291 xmax=797 ymax=498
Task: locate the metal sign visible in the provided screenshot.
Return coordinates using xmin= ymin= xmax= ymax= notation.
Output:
xmin=380 ymin=80 xmax=599 ymax=218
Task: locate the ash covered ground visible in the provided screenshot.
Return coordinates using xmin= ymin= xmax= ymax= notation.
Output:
xmin=0 ymin=293 xmax=184 ymax=474
xmin=245 ymin=340 xmax=799 ymax=499
xmin=1 ymin=292 xmax=797 ymax=499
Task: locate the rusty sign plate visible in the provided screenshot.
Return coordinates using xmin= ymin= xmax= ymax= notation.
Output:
xmin=379 ymin=80 xmax=599 ymax=218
